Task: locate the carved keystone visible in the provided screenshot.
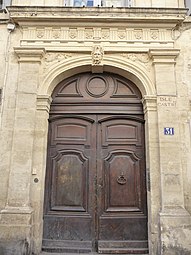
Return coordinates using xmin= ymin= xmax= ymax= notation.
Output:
xmin=91 ymin=45 xmax=104 ymax=73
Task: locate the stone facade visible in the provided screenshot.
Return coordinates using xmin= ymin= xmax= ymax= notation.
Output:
xmin=0 ymin=1 xmax=191 ymax=254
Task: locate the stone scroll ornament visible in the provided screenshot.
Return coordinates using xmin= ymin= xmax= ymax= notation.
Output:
xmin=91 ymin=45 xmax=104 ymax=65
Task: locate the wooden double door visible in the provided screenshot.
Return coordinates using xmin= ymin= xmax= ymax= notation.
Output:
xmin=42 ymin=73 xmax=148 ymax=254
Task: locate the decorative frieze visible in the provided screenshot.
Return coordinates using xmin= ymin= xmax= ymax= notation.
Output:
xmin=120 ymin=53 xmax=152 ymax=71
xmin=121 ymin=53 xmax=150 ymax=63
xmin=45 ymin=52 xmax=73 ymax=64
xmin=21 ymin=26 xmax=173 ymax=46
xmin=42 ymin=52 xmax=74 ymax=72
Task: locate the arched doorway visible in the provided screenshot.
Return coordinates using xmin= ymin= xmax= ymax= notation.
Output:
xmin=42 ymin=72 xmax=148 ymax=254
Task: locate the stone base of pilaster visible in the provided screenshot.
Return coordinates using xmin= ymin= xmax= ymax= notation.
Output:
xmin=0 ymin=206 xmax=34 ymax=255
xmin=160 ymin=207 xmax=191 ymax=255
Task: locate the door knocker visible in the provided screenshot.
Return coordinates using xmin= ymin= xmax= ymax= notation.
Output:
xmin=117 ymin=173 xmax=127 ymax=185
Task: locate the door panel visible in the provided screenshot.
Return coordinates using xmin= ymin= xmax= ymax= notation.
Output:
xmin=43 ymin=116 xmax=96 ymax=253
xmin=52 ymin=151 xmax=88 ymax=211
xmin=97 ymin=116 xmax=148 ymax=254
xmin=104 ymin=151 xmax=142 ymax=211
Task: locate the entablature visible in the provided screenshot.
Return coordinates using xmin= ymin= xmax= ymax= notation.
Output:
xmin=9 ymin=7 xmax=186 ymax=49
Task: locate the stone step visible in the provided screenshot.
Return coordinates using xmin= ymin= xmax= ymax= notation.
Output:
xmin=41 ymin=252 xmax=149 ymax=255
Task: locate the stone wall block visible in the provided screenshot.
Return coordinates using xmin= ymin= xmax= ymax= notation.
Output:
xmin=0 ymin=223 xmax=33 ymax=255
xmin=160 ymin=214 xmax=191 ymax=255
xmin=17 ymin=64 xmax=39 ymax=94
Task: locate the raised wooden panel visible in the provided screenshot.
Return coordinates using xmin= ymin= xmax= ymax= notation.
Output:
xmin=51 ymin=151 xmax=88 ymax=212
xmin=51 ymin=117 xmax=92 ymax=146
xmin=100 ymin=118 xmax=142 ymax=146
xmin=104 ymin=151 xmax=141 ymax=212
xmin=56 ymin=124 xmax=86 ymax=140
xmin=107 ymin=124 xmax=137 ymax=139
xmin=57 ymin=78 xmax=82 ymax=97
xmin=42 ymin=216 xmax=92 ymax=253
xmin=99 ymin=217 xmax=148 ymax=240
xmin=98 ymin=215 xmax=148 ymax=253
xmin=86 ymin=76 xmax=109 ymax=98
xmin=112 ymin=79 xmax=137 ymax=98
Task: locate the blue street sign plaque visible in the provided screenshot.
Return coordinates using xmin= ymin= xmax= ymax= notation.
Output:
xmin=164 ymin=127 xmax=174 ymax=135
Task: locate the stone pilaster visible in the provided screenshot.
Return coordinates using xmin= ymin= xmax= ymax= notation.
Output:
xmin=0 ymin=48 xmax=45 ymax=255
xmin=142 ymin=95 xmax=161 ymax=254
xmin=150 ymin=49 xmax=191 ymax=255
xmin=30 ymin=95 xmax=52 ymax=254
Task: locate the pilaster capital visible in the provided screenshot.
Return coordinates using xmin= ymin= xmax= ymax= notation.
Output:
xmin=14 ymin=47 xmax=45 ymax=63
xmin=142 ymin=95 xmax=157 ymax=114
xmin=149 ymin=48 xmax=180 ymax=64
xmin=37 ymin=95 xmax=52 ymax=113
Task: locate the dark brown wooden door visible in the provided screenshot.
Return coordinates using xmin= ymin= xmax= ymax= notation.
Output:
xmin=42 ymin=73 xmax=148 ymax=254
xmin=96 ymin=115 xmax=148 ymax=254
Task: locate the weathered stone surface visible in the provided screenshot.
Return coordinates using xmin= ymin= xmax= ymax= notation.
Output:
xmin=0 ymin=240 xmax=30 ymax=255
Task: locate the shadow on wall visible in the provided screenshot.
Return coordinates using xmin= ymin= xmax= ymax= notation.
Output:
xmin=0 ymin=239 xmax=30 ymax=255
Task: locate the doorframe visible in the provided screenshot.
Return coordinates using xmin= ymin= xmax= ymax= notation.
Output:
xmin=32 ymin=61 xmax=160 ymax=254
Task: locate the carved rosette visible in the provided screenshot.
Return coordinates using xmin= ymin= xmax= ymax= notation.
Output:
xmin=134 ymin=30 xmax=143 ymax=40
xmin=101 ymin=29 xmax=110 ymax=39
xmin=150 ymin=30 xmax=159 ymax=40
xmin=36 ymin=29 xmax=45 ymax=38
xmin=52 ymin=29 xmax=61 ymax=39
xmin=85 ymin=29 xmax=94 ymax=39
xmin=118 ymin=30 xmax=126 ymax=39
xmin=69 ymin=29 xmax=77 ymax=39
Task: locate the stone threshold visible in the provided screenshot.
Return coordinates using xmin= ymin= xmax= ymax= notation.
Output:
xmin=41 ymin=253 xmax=148 ymax=255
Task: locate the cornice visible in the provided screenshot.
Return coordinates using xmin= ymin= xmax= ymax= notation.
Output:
xmin=8 ymin=7 xmax=186 ymax=26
